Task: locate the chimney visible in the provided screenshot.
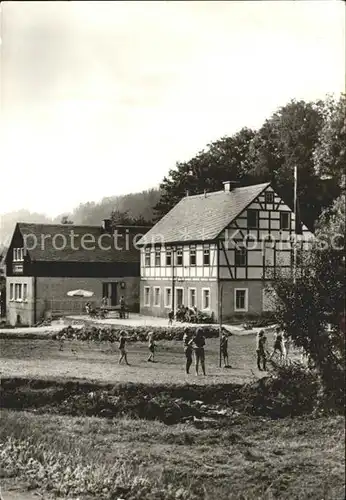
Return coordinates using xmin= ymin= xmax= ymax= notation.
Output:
xmin=223 ymin=181 xmax=240 ymax=192
xmin=102 ymin=219 xmax=112 ymax=232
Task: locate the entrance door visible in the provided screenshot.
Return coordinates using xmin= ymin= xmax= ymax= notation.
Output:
xmin=110 ymin=283 xmax=117 ymax=306
xmin=102 ymin=282 xmax=118 ymax=306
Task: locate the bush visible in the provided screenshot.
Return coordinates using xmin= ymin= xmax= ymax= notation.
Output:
xmin=53 ymin=324 xmax=225 ymax=343
xmin=240 ymin=362 xmax=321 ymax=418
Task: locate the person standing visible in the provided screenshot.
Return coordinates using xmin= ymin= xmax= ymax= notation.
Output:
xmin=183 ymin=328 xmax=194 ymax=374
xmin=168 ymin=310 xmax=174 ymax=326
xmin=119 ymin=295 xmax=126 ymax=319
xmin=118 ymin=330 xmax=129 ymax=365
xmin=256 ymin=330 xmax=267 ymax=371
xmin=193 ymin=328 xmax=206 ymax=375
xmin=220 ymin=332 xmax=230 ymax=368
xmin=282 ymin=333 xmax=291 ymax=363
xmin=147 ymin=331 xmax=156 ymax=362
xmin=270 ymin=327 xmax=284 ymax=361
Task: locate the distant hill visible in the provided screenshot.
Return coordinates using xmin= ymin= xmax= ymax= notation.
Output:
xmin=0 ymin=188 xmax=161 ymax=248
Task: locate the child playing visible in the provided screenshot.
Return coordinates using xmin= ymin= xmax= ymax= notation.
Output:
xmin=270 ymin=327 xmax=284 ymax=361
xmin=183 ymin=328 xmax=194 ymax=374
xmin=147 ymin=331 xmax=156 ymax=362
xmin=256 ymin=330 xmax=267 ymax=371
xmin=220 ymin=332 xmax=229 ymax=368
xmin=118 ymin=330 xmax=129 ymax=365
xmin=193 ymin=328 xmax=206 ymax=375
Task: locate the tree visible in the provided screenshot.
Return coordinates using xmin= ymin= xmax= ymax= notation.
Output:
xmin=313 ymin=93 xmax=346 ymax=186
xmin=60 ymin=216 xmax=73 ymax=224
xmin=110 ymin=210 xmax=151 ymax=228
xmin=271 ymin=199 xmax=345 ymax=409
xmin=154 ymin=128 xmax=256 ymax=219
xmin=155 ymin=96 xmax=343 ymax=229
xmin=247 ymin=99 xmax=340 ymax=229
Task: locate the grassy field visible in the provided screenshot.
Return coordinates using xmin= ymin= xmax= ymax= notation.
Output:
xmin=0 ymin=335 xmax=270 ymax=385
xmin=1 ymin=410 xmax=344 ymax=500
xmin=1 ymin=335 xmax=344 ymax=499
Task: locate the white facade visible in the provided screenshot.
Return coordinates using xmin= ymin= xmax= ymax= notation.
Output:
xmin=140 ymin=185 xmax=313 ymax=318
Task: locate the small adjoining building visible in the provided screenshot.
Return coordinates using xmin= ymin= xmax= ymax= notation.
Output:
xmin=138 ymin=181 xmax=312 ymax=320
xmin=5 ymin=220 xmax=151 ymax=326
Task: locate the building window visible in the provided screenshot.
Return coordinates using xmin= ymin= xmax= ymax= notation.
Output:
xmin=166 ymin=248 xmax=172 ymax=266
xmin=176 ymin=248 xmax=183 ymax=266
xmin=13 ymin=263 xmax=24 ymax=274
xmin=203 ymin=247 xmax=210 ymax=265
xmin=235 ymin=247 xmax=247 ymax=267
xmin=265 ymin=192 xmax=274 ymax=204
xmin=153 ymin=287 xmax=161 ymax=307
xmin=144 ymin=247 xmax=151 ymax=267
xmin=144 ymin=287 xmax=150 ymax=306
xmin=154 ymin=247 xmax=161 ymax=267
xmin=13 ymin=248 xmax=24 ymax=262
xmin=189 ymin=246 xmax=196 ymax=266
xmin=176 ymin=288 xmax=184 ymax=307
xmin=202 ymin=288 xmax=210 ymax=309
xmin=23 ymin=284 xmax=28 ymax=301
xmin=164 ymin=287 xmax=172 ymax=308
xmin=15 ymin=283 xmax=22 ymax=301
xmin=280 ymin=212 xmax=290 ymax=230
xmin=10 ymin=283 xmax=14 ymax=301
xmin=235 ymin=288 xmax=248 ymax=312
xmin=247 ymin=210 xmax=259 ymax=228
xmin=189 ymin=288 xmax=197 ymax=308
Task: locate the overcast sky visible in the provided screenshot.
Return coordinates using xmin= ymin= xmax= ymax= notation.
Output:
xmin=0 ymin=1 xmax=344 ymax=216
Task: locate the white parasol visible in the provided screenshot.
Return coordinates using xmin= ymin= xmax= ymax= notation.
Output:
xmin=67 ymin=289 xmax=94 ymax=298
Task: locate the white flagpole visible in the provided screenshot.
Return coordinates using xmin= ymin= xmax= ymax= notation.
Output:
xmin=293 ymin=165 xmax=298 ymax=284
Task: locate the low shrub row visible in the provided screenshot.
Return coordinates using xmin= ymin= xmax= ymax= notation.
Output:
xmin=53 ymin=324 xmax=225 ymax=343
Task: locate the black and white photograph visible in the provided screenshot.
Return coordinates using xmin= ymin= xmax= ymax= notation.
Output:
xmin=0 ymin=1 xmax=345 ymax=499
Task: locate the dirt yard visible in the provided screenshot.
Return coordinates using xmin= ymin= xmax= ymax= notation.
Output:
xmin=0 ymin=334 xmax=280 ymax=385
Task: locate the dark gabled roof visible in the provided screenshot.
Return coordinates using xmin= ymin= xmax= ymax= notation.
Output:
xmin=138 ymin=183 xmax=271 ymax=245
xmin=16 ymin=223 xmax=139 ymax=263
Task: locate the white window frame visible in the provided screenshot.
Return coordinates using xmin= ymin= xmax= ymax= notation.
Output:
xmin=247 ymin=209 xmax=259 ymax=229
xmin=23 ymin=283 xmax=28 ymax=302
xmin=235 ymin=246 xmax=247 ymax=267
xmin=10 ymin=283 xmax=14 ymax=301
xmin=176 ymin=248 xmax=183 ymax=266
xmin=203 ymin=246 xmax=210 ymax=266
xmin=280 ymin=212 xmax=290 ymax=230
xmin=188 ymin=287 xmax=197 ymax=309
xmin=165 ymin=248 xmax=172 ymax=267
xmin=13 ymin=248 xmax=24 ymax=262
xmin=189 ymin=246 xmax=196 ymax=266
xmin=154 ymin=247 xmax=161 ymax=267
xmin=15 ymin=283 xmax=22 ymax=302
xmin=144 ymin=248 xmax=151 ymax=267
xmin=144 ymin=286 xmax=151 ymax=306
xmin=234 ymin=288 xmax=248 ymax=312
xmin=175 ymin=287 xmax=184 ymax=308
xmin=164 ymin=287 xmax=172 ymax=308
xmin=201 ymin=287 xmax=211 ymax=310
xmin=153 ymin=286 xmax=161 ymax=307
xmin=265 ymin=192 xmax=274 ymax=204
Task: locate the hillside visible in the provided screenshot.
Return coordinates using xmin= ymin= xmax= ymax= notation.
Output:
xmin=0 ymin=188 xmax=161 ymax=248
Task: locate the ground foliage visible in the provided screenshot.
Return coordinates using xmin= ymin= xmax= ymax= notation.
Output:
xmin=52 ymin=324 xmax=224 ymax=343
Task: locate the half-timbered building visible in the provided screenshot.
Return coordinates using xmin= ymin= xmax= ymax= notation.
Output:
xmin=138 ymin=181 xmax=312 ymax=319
